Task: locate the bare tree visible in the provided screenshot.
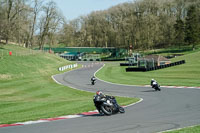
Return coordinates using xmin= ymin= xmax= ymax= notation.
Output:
xmin=3 ymin=0 xmax=27 ymax=44
xmin=38 ymin=1 xmax=63 ymax=49
xmin=28 ymin=0 xmax=43 ymax=48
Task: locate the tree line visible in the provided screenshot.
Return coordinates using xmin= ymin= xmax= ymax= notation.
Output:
xmin=0 ymin=0 xmax=64 ymax=49
xmin=61 ymin=0 xmax=200 ymax=50
xmin=0 ymin=0 xmax=200 ymax=51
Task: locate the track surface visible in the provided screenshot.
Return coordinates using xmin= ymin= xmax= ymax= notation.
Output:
xmin=1 ymin=62 xmax=200 ymax=133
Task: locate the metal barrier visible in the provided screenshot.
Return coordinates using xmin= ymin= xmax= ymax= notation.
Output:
xmin=126 ymin=60 xmax=186 ymax=72
xmin=58 ymin=63 xmax=78 ymax=71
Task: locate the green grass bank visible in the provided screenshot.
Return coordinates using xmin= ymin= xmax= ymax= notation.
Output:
xmin=96 ymin=50 xmax=200 ymax=87
xmin=0 ymin=44 xmax=139 ymax=124
xmin=163 ymin=125 xmax=200 ymax=133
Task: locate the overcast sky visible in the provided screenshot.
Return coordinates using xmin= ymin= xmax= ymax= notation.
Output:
xmin=51 ymin=0 xmax=132 ymax=21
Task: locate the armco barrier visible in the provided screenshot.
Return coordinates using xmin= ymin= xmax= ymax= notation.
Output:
xmin=58 ymin=63 xmax=78 ymax=71
xmin=126 ymin=67 xmax=147 ymax=72
xmin=120 ymin=63 xmax=137 ymax=66
xmin=126 ymin=60 xmax=185 ymax=72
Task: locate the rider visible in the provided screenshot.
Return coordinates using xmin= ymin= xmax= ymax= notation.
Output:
xmin=91 ymin=76 xmax=96 ymax=82
xmin=151 ymin=79 xmax=160 ymax=88
xmin=94 ymin=91 xmax=106 ymax=100
xmin=151 ymin=79 xmax=157 ymax=88
xmin=93 ymin=91 xmax=106 ymax=114
xmin=94 ymin=91 xmax=115 ymax=103
xmin=93 ymin=91 xmax=123 ymax=114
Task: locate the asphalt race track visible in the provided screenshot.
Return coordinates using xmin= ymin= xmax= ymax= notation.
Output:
xmin=1 ymin=62 xmax=200 ymax=133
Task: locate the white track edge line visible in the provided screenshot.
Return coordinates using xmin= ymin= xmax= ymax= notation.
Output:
xmin=157 ymin=124 xmax=200 ymax=133
xmin=94 ymin=64 xmax=200 ymax=90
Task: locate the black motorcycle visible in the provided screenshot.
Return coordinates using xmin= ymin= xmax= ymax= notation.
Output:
xmin=91 ymin=80 xmax=96 ymax=85
xmin=91 ymin=77 xmax=96 ymax=85
xmin=152 ymin=83 xmax=161 ymax=91
xmin=93 ymin=95 xmax=125 ymax=115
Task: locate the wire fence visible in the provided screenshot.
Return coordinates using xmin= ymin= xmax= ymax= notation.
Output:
xmin=0 ymin=49 xmax=53 ymax=59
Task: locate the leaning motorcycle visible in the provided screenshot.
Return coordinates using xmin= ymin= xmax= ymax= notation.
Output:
xmin=91 ymin=80 xmax=96 ymax=85
xmin=93 ymin=95 xmax=125 ymax=115
xmin=152 ymin=83 xmax=161 ymax=91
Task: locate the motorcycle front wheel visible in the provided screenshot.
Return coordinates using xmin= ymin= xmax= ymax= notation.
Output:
xmin=119 ymin=107 xmax=125 ymax=113
xmin=155 ymin=87 xmax=161 ymax=91
xmin=100 ymin=105 xmax=112 ymax=115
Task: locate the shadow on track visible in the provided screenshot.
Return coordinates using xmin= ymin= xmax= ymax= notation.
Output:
xmin=141 ymin=90 xmax=157 ymax=92
xmin=81 ymin=113 xmax=124 ymax=117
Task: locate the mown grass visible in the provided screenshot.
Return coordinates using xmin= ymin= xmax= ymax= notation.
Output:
xmin=0 ymin=44 xmax=139 ymax=124
xmin=164 ymin=125 xmax=200 ymax=133
xmin=96 ymin=50 xmax=200 ymax=87
xmin=140 ymin=45 xmax=200 ymax=56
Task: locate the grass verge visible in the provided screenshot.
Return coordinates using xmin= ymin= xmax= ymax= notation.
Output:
xmin=163 ymin=125 xmax=200 ymax=133
xmin=0 ymin=44 xmax=139 ymax=124
xmin=96 ymin=51 xmax=200 ymax=87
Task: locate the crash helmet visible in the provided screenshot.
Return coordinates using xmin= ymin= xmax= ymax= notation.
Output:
xmin=96 ymin=91 xmax=103 ymax=96
xmin=151 ymin=79 xmax=155 ymax=82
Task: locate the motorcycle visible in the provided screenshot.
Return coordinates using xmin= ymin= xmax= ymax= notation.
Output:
xmin=91 ymin=79 xmax=96 ymax=85
xmin=93 ymin=95 xmax=125 ymax=115
xmin=151 ymin=82 xmax=161 ymax=91
xmin=91 ymin=77 xmax=96 ymax=85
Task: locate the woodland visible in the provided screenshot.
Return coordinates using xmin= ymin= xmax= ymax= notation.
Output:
xmin=0 ymin=0 xmax=200 ymax=50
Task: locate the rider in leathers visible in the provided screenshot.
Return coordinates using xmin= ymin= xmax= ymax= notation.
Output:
xmin=93 ymin=91 xmax=116 ymax=114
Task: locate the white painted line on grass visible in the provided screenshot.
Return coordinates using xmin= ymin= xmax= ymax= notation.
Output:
xmin=124 ymin=98 xmax=143 ymax=108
